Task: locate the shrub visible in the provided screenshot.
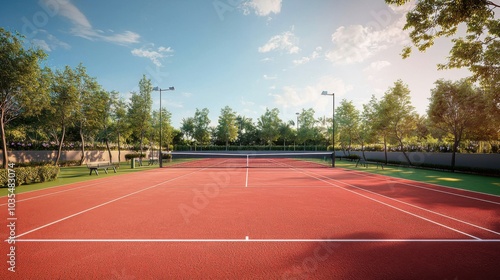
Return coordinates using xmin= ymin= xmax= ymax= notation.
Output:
xmin=125 ymin=153 xmax=146 ymax=160
xmin=0 ymin=169 xmax=8 ymax=187
xmin=0 ymin=166 xmax=60 ymax=187
xmin=38 ymin=166 xmax=59 ymax=182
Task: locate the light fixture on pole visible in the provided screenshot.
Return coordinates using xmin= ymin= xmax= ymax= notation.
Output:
xmin=321 ymin=91 xmax=335 ymax=167
xmin=153 ymin=86 xmax=175 ymax=168
xmin=295 ymin=112 xmax=300 ymax=151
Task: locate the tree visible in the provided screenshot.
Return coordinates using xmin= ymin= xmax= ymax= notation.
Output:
xmin=73 ymin=63 xmax=105 ymax=165
xmin=236 ymin=115 xmax=258 ymax=146
xmin=380 ymin=80 xmax=417 ymax=165
xmin=386 ymin=0 xmax=500 ymax=115
xmin=257 ymin=108 xmax=282 ymax=146
xmin=336 ymin=99 xmax=360 ymax=155
xmin=428 ymin=79 xmax=484 ymax=171
xmin=359 ymin=103 xmax=377 ymax=160
xmin=110 ymin=92 xmax=130 ymax=162
xmin=296 ymin=108 xmax=317 ymax=149
xmin=181 ymin=117 xmax=195 ymax=144
xmin=216 ymin=106 xmax=238 ymax=150
xmin=278 ymin=120 xmax=295 ymax=149
xmin=128 ymin=75 xmax=153 ymax=160
xmin=48 ymin=66 xmax=81 ymax=165
xmin=364 ymin=95 xmax=391 ymax=163
xmin=151 ymin=107 xmax=175 ymax=152
xmin=386 ymin=0 xmax=499 ymax=77
xmin=193 ymin=108 xmax=211 ymax=146
xmin=0 ymin=28 xmax=49 ymax=168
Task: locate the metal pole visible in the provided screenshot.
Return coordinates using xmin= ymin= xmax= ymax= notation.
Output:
xmin=159 ymin=88 xmax=163 ymax=168
xmin=332 ymin=93 xmax=335 ymax=167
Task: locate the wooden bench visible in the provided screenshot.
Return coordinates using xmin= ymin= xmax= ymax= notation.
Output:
xmin=355 ymin=159 xmax=384 ymax=169
xmin=86 ymin=162 xmax=118 ymax=175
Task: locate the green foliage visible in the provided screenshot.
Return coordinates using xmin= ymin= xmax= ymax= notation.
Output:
xmin=193 ymin=108 xmax=211 ymax=145
xmin=336 ymin=99 xmax=361 ymax=151
xmin=386 ymin=0 xmax=500 ymax=89
xmin=216 ymin=106 xmax=238 ymax=147
xmin=0 ymin=166 xmax=59 ymax=187
xmin=258 ymin=108 xmax=282 ymax=145
xmin=0 ymin=28 xmax=49 ymax=168
xmin=124 ymin=153 xmax=146 ymax=160
xmin=128 ymin=75 xmax=153 ymax=152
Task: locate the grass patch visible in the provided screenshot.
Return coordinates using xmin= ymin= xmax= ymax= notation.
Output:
xmin=0 ymin=162 xmax=159 ymax=197
xmin=336 ymin=160 xmax=500 ymax=196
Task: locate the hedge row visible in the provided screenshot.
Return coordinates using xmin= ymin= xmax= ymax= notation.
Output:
xmin=0 ymin=166 xmax=60 ymax=187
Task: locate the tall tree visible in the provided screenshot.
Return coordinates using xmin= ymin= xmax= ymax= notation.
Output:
xmin=236 ymin=115 xmax=258 ymax=146
xmin=127 ymin=75 xmax=153 ymax=160
xmin=380 ymin=80 xmax=417 ymax=165
xmin=296 ymin=108 xmax=317 ymax=149
xmin=386 ymin=0 xmax=499 ymax=81
xmin=336 ymin=99 xmax=360 ymax=155
xmin=386 ymin=0 xmax=500 ymax=121
xmin=428 ymin=79 xmax=484 ymax=171
xmin=257 ymin=108 xmax=282 ymax=146
xmin=193 ymin=108 xmax=211 ymax=146
xmin=110 ymin=91 xmax=130 ymax=162
xmin=278 ymin=120 xmax=295 ymax=149
xmin=0 ymin=28 xmax=49 ymax=168
xmin=216 ymin=106 xmax=238 ymax=150
xmin=73 ymin=63 xmax=104 ymax=165
xmin=49 ymin=66 xmax=80 ymax=166
xmin=181 ymin=117 xmax=195 ymax=144
xmin=151 ymin=107 xmax=175 ymax=151
xmin=365 ymin=95 xmax=391 ymax=164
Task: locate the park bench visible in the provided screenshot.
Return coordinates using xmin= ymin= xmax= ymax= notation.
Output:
xmin=86 ymin=161 xmax=118 ymax=175
xmin=355 ymin=159 xmax=384 ymax=169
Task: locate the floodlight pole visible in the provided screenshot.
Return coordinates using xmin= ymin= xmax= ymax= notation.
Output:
xmin=153 ymin=86 xmax=175 ymax=168
xmin=321 ymin=91 xmax=335 ymax=167
xmin=295 ymin=112 xmax=299 ymax=151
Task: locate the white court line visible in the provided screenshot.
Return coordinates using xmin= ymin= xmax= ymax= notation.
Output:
xmin=0 ymin=181 xmax=105 ymax=206
xmin=301 ymin=169 xmax=500 ymax=238
xmin=0 ymin=166 xmax=173 ymax=205
xmin=245 ymin=166 xmax=249 ymax=188
xmin=342 ymin=168 xmax=500 ymax=204
xmin=272 ymin=162 xmax=483 ymax=240
xmin=12 ymin=168 xmax=210 ymax=239
xmin=12 ymin=238 xmax=500 ymax=243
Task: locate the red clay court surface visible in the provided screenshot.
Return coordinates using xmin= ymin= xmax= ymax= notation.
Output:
xmin=1 ymin=163 xmax=500 ymax=279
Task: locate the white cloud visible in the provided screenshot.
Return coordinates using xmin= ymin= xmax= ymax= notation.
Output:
xmin=293 ymin=47 xmax=322 ymax=66
xmin=363 ymin=61 xmax=391 ymax=72
xmin=258 ymin=29 xmax=300 ymax=54
xmin=272 ymin=76 xmax=353 ymax=110
xmin=32 ymin=39 xmax=51 ymax=52
xmin=325 ymin=16 xmax=408 ymax=65
xmin=131 ymin=45 xmax=174 ymax=67
xmin=31 ymin=30 xmax=71 ymax=52
xmin=41 ymin=0 xmax=140 ymax=45
xmin=242 ymin=0 xmax=282 ymax=16
xmin=263 ymin=74 xmax=277 ymax=80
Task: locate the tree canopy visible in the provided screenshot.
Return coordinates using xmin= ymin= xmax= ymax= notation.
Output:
xmin=0 ymin=28 xmax=49 ymax=168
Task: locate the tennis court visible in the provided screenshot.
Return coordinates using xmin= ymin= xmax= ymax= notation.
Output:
xmin=2 ymin=152 xmax=500 ymax=279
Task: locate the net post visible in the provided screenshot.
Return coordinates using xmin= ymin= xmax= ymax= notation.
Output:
xmin=246 ymin=155 xmax=249 ymax=168
xmin=331 ymin=152 xmax=335 ymax=168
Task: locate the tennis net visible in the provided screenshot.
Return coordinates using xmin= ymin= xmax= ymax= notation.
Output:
xmin=165 ymin=152 xmax=333 ymax=168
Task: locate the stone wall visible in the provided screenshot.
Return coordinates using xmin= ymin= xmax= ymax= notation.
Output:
xmin=1 ymin=150 xmax=141 ymax=164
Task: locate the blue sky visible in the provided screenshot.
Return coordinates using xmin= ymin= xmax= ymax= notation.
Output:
xmin=1 ymin=0 xmax=470 ymax=127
